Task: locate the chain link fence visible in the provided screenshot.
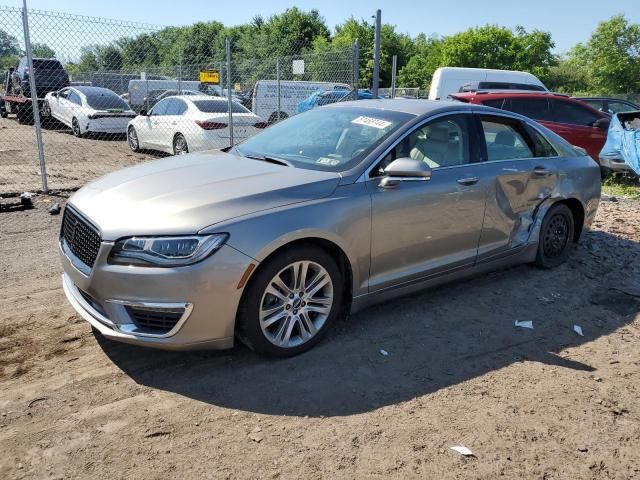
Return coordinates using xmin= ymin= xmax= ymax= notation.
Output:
xmin=0 ymin=5 xmax=359 ymax=196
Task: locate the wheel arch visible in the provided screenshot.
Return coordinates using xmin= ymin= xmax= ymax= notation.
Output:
xmin=240 ymin=236 xmax=354 ymax=314
xmin=555 ymin=197 xmax=585 ymax=243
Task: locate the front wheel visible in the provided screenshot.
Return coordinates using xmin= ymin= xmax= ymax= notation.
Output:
xmin=173 ymin=133 xmax=188 ymax=155
xmin=237 ymin=246 xmax=343 ymax=357
xmin=72 ymin=117 xmax=84 ymax=138
xmin=535 ymin=203 xmax=574 ymax=269
xmin=128 ymin=126 xmax=140 ymax=152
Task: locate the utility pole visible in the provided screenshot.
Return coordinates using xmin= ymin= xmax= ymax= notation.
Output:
xmin=372 ymin=9 xmax=381 ymax=97
xmin=391 ymin=54 xmax=397 ymax=98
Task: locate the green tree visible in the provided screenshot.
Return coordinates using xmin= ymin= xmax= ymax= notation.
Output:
xmin=96 ymin=45 xmax=123 ymax=71
xmin=569 ymin=15 xmax=640 ymax=94
xmin=439 ymin=25 xmax=556 ymax=78
xmin=31 ymin=43 xmax=55 ymax=58
xmin=330 ymin=18 xmax=415 ymax=88
xmin=0 ymin=29 xmax=20 ymax=70
xmin=397 ymin=34 xmax=443 ymax=89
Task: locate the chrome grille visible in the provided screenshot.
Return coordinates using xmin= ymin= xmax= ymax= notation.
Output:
xmin=62 ymin=207 xmax=101 ymax=269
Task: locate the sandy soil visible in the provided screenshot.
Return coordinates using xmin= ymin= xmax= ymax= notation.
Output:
xmin=0 ymin=195 xmax=639 ymax=479
xmin=0 ymin=116 xmax=158 ymax=194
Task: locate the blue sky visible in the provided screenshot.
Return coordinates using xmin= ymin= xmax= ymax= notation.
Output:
xmin=6 ymin=0 xmax=640 ymax=54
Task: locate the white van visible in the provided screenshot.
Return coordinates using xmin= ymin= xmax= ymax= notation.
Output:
xmin=428 ymin=67 xmax=547 ymax=100
xmin=128 ymin=79 xmax=201 ymax=111
xmin=252 ymin=80 xmax=350 ymax=123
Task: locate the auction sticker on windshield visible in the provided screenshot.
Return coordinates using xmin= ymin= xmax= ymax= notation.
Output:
xmin=351 ymin=116 xmax=392 ymax=129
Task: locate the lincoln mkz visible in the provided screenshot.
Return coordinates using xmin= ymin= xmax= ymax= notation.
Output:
xmin=60 ymin=99 xmax=600 ymax=356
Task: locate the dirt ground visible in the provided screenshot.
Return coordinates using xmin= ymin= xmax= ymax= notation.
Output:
xmin=1 ymin=193 xmax=639 ymax=479
xmin=0 ymin=116 xmax=158 ymax=194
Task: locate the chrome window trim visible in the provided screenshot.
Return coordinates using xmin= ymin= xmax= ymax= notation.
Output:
xmin=358 ymin=110 xmax=475 ymax=182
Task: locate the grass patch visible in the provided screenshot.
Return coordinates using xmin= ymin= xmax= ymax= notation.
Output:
xmin=602 ymin=175 xmax=640 ymax=199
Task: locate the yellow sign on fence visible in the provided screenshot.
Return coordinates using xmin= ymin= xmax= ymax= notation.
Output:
xmin=199 ymin=69 xmax=220 ymax=84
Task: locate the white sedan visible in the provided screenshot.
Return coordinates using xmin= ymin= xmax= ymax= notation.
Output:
xmin=126 ymin=95 xmax=267 ymax=155
xmin=44 ymin=86 xmax=136 ymax=137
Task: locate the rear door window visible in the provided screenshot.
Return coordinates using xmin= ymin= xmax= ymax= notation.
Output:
xmin=550 ymin=99 xmax=602 ymax=126
xmin=165 ymin=99 xmax=187 ymax=115
xmin=502 ymin=98 xmax=553 ymax=121
xmin=480 ymin=117 xmax=534 ymax=161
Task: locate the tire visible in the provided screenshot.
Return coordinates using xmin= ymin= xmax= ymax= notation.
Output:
xmin=41 ymin=100 xmax=51 ymax=118
xmin=535 ymin=203 xmax=574 ymax=269
xmin=72 ymin=117 xmax=84 ymax=138
xmin=0 ymin=102 xmax=7 ymax=118
xmin=16 ymin=105 xmax=29 ymax=124
xmin=268 ymin=111 xmax=288 ymax=124
xmin=237 ymin=245 xmax=343 ymax=357
xmin=173 ymin=133 xmax=188 ymax=155
xmin=127 ymin=126 xmax=140 ymax=152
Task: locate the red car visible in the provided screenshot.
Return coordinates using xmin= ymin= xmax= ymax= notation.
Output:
xmin=449 ymin=92 xmax=610 ymax=162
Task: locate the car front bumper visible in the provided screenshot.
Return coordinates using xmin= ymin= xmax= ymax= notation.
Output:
xmin=60 ymin=240 xmax=255 ymax=350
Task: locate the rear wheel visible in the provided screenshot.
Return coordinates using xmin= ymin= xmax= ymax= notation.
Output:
xmin=535 ymin=203 xmax=574 ymax=269
xmin=173 ymin=133 xmax=188 ymax=155
xmin=127 ymin=126 xmax=140 ymax=152
xmin=237 ymin=246 xmax=343 ymax=357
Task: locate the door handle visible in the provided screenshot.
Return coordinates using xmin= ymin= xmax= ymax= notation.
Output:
xmin=457 ymin=177 xmax=479 ymax=186
xmin=533 ymin=167 xmax=551 ymax=176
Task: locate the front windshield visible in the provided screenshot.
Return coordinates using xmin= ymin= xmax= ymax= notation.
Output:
xmin=237 ymin=106 xmax=414 ymax=171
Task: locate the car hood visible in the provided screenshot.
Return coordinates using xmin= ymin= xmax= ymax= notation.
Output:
xmin=69 ymin=151 xmax=341 ymax=240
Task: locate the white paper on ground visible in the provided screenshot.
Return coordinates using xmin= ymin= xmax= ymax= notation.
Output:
xmin=450 ymin=445 xmax=474 ymax=456
xmin=514 ymin=320 xmax=533 ymax=329
xmin=573 ymin=325 xmax=584 ymax=336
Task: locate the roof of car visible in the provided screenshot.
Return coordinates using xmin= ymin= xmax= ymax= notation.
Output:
xmin=325 ymin=98 xmax=474 ymax=115
xmin=73 ymin=86 xmax=119 ymax=96
xmin=452 ymin=91 xmax=569 ymax=99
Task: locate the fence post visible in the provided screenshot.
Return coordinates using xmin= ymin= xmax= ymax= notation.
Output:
xmin=391 ymin=55 xmax=397 ymax=99
xmin=353 ymin=40 xmax=360 ymax=94
xmin=276 ymin=58 xmax=281 ymax=122
xmin=225 ymin=37 xmax=233 ymax=147
xmin=372 ymin=9 xmax=381 ymax=96
xmin=21 ymin=0 xmax=48 ymax=193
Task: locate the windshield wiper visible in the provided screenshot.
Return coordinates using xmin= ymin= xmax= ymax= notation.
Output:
xmin=240 ymin=152 xmax=291 ymax=167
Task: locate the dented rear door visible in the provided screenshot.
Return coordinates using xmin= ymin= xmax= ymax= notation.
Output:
xmin=475 ymin=114 xmax=559 ymax=262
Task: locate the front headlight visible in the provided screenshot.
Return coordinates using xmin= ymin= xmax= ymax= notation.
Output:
xmin=109 ymin=234 xmax=228 ymax=267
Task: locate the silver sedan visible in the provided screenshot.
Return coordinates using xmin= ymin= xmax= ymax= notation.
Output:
xmin=60 ymin=100 xmax=601 ymax=356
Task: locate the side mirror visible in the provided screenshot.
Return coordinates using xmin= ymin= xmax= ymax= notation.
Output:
xmin=139 ymin=108 xmax=148 ymax=116
xmin=52 ymin=91 xmax=58 ymax=97
xmin=594 ymin=118 xmax=610 ymax=130
xmin=379 ymin=157 xmax=432 ymax=189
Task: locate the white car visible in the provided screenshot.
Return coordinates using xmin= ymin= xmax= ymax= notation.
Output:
xmin=44 ymin=86 xmax=137 ymax=137
xmin=127 ymin=95 xmax=267 ymax=155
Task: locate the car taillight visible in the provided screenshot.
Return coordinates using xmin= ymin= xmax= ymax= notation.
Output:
xmin=195 ymin=120 xmax=227 ymax=130
xmin=254 ymin=122 xmax=268 ymax=129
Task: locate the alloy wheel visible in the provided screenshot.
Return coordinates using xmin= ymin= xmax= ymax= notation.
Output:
xmin=128 ymin=127 xmax=139 ymax=151
xmin=259 ymin=261 xmax=334 ymax=349
xmin=72 ymin=118 xmax=81 ymax=137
